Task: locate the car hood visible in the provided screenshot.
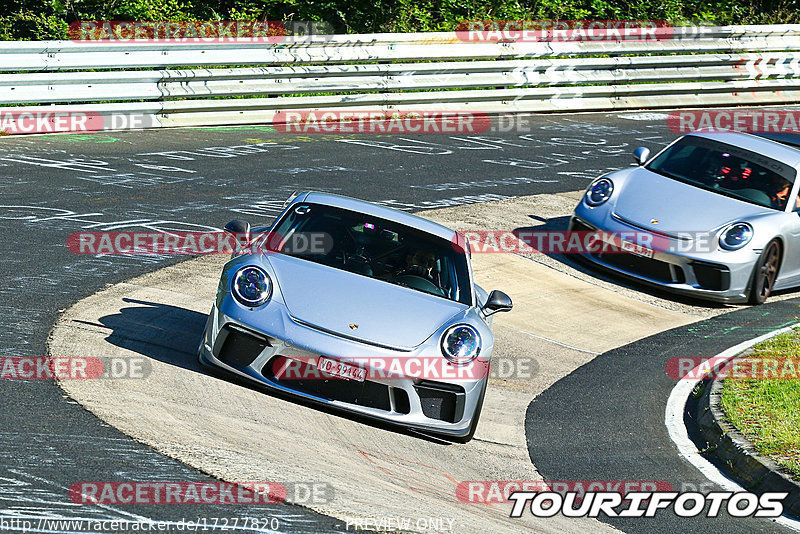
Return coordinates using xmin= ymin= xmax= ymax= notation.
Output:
xmin=264 ymin=253 xmax=467 ymax=350
xmin=612 ymin=168 xmax=774 ymax=235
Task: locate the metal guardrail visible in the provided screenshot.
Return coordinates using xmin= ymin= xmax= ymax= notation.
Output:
xmin=1 ymin=24 xmax=800 ymax=130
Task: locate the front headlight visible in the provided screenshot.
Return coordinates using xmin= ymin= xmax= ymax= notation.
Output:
xmin=441 ymin=324 xmax=481 ymax=366
xmin=719 ymin=222 xmax=754 ymax=251
xmin=585 ymin=178 xmax=614 ymax=206
xmin=232 ymin=266 xmax=272 ymax=307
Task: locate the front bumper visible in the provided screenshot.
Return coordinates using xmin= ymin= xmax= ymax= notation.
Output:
xmin=198 ymin=301 xmax=485 ymax=438
xmin=568 ymin=208 xmax=761 ymax=303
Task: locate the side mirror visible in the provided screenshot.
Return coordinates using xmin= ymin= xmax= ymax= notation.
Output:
xmin=483 ymin=290 xmax=513 ymax=315
xmin=633 ymin=146 xmax=650 ymax=166
xmin=224 ymin=219 xmax=251 ymax=247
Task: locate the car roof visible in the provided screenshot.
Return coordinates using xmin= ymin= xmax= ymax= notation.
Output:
xmin=688 ymin=130 xmax=800 ymax=167
xmin=298 ymin=191 xmax=460 ymax=242
xmin=751 ymin=132 xmax=800 ymax=150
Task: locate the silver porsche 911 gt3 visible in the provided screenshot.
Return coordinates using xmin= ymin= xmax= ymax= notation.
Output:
xmin=198 ymin=192 xmax=512 ymax=442
xmin=570 ymin=130 xmax=800 ymax=304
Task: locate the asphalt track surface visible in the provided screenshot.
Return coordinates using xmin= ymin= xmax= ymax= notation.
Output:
xmin=0 ymin=111 xmax=791 ymax=532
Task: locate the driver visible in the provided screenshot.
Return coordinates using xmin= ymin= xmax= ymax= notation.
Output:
xmin=398 ymin=249 xmax=436 ymax=278
xmin=768 ymin=174 xmax=794 ymax=209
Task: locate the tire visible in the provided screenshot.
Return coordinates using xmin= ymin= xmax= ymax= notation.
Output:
xmin=749 ymin=240 xmax=781 ymax=305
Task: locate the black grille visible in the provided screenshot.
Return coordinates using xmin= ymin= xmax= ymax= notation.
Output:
xmin=598 ymin=251 xmax=684 ymax=284
xmin=215 ymin=325 xmax=269 ymax=368
xmin=569 ymin=218 xmax=595 ymax=232
xmin=414 ymin=381 xmax=465 ymax=423
xmin=572 ymin=217 xmax=686 ymax=285
xmin=392 ymin=388 xmax=411 ymax=414
xmin=263 ymin=356 xmax=390 ymax=411
xmin=691 ymin=261 xmax=731 ymax=291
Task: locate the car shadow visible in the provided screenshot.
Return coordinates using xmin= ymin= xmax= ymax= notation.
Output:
xmin=74 ymin=297 xmax=208 ymax=374
xmin=512 ymin=215 xmax=735 ymax=310
xmin=92 ymin=297 xmax=454 ymax=445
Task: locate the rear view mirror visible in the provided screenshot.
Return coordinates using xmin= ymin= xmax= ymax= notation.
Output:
xmin=633 ymin=146 xmax=650 ymax=166
xmin=484 ymin=290 xmax=513 ymax=315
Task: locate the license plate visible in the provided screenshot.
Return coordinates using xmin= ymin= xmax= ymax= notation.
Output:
xmin=316 ymin=357 xmax=366 ymax=382
xmin=620 ymin=239 xmax=654 ymax=258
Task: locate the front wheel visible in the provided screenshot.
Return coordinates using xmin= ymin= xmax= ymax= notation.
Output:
xmin=748 ymin=240 xmax=781 ymax=305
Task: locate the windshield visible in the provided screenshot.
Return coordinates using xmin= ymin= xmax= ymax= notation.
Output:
xmin=263 ymin=202 xmax=472 ymax=305
xmin=646 ymin=136 xmax=798 ymax=210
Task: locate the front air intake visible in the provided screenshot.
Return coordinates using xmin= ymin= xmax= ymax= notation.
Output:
xmin=414 ymin=381 xmax=466 ymax=423
xmin=215 ymin=324 xmax=270 ymax=368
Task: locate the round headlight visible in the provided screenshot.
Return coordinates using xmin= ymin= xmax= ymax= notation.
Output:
xmin=585 ymin=178 xmax=614 ymax=206
xmin=719 ymin=222 xmax=753 ymax=251
xmin=232 ymin=266 xmax=272 ymax=307
xmin=441 ymin=324 xmax=481 ymax=366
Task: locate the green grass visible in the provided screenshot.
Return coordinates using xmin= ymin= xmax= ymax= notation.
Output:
xmin=720 ymin=327 xmax=800 ymax=479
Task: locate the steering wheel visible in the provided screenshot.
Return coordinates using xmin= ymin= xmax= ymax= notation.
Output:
xmin=394 ymin=272 xmax=445 ymax=296
xmin=343 ymin=249 xmax=374 ymax=275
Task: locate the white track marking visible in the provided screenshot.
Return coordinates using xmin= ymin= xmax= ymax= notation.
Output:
xmin=8 ymin=469 xmax=150 ymax=523
xmin=495 ymin=323 xmax=601 ymax=355
xmin=664 ymin=324 xmax=800 ymax=531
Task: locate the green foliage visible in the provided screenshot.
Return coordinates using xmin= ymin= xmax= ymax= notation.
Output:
xmin=0 ymin=0 xmax=799 ymax=39
xmin=104 ymin=0 xmax=196 ymax=20
xmin=0 ymin=10 xmax=69 ymax=40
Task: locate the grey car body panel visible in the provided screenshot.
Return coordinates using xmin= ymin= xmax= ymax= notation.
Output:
xmin=572 ymin=131 xmax=800 ymax=303
xmin=612 ymin=168 xmax=773 ymax=235
xmin=264 ymin=252 xmax=467 ymax=350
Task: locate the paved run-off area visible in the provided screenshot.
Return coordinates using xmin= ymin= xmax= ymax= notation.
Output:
xmin=49 ymin=192 xmax=707 ymax=533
